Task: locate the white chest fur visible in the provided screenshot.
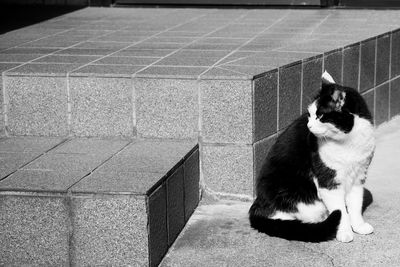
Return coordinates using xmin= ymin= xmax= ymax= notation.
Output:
xmin=318 ymin=116 xmax=375 ymax=188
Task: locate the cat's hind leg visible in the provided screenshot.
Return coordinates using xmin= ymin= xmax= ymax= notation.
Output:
xmin=319 ymin=186 xmax=353 ymax=242
xmin=346 ymin=184 xmax=374 ymax=235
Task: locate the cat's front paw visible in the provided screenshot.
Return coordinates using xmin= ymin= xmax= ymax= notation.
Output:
xmin=352 ymin=222 xmax=374 ymax=235
xmin=336 ymin=230 xmax=354 ymax=243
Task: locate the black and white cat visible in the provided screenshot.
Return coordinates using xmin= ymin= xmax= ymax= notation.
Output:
xmin=249 ymin=71 xmax=375 ymax=243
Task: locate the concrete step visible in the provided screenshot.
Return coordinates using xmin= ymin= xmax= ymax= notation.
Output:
xmin=0 ymin=137 xmax=199 ymax=266
xmin=1 ymin=8 xmax=400 ymax=203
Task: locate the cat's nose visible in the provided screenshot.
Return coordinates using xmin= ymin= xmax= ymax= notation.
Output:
xmin=307 ymin=122 xmax=313 ymax=129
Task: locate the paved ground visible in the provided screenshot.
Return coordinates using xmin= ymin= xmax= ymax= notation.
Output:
xmin=162 ymin=116 xmax=400 ymax=267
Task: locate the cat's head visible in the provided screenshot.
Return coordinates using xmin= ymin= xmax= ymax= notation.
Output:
xmin=307 ymin=71 xmax=372 ymax=140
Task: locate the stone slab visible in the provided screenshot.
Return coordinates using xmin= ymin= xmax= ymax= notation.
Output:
xmin=5 ymin=76 xmax=68 ymax=136
xmin=376 ymin=34 xmax=390 ymax=86
xmin=375 ymin=83 xmax=390 ymax=125
xmin=360 ymin=39 xmax=376 ymax=92
xmin=324 ymin=49 xmax=343 ymax=84
xmin=343 ymin=44 xmax=360 ymax=89
xmin=184 ymin=149 xmax=200 ymax=222
xmin=0 ymin=195 xmax=69 ymax=266
xmin=70 ymin=195 xmax=149 ymax=266
xmin=202 ymin=144 xmax=253 ymax=196
xmin=70 ymin=77 xmax=135 ymax=137
xmin=0 ymin=136 xmax=64 ymax=152
xmin=201 ymin=80 xmax=252 ymax=144
xmin=390 ymin=77 xmax=400 ymax=118
xmin=135 ymin=78 xmax=198 ymax=139
xmin=0 ymin=152 xmax=40 ymax=180
xmin=302 ymin=56 xmax=323 ymax=112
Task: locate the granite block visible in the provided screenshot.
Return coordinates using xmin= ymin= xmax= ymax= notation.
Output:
xmin=360 ymin=39 xmax=376 ymax=92
xmin=362 ymin=90 xmax=375 ymax=121
xmin=375 ymin=83 xmax=389 ymax=125
xmin=202 ymin=144 xmax=253 ymax=196
xmin=390 ymin=77 xmax=400 ymax=118
xmin=201 ymin=80 xmax=252 ymax=144
xmin=70 ymin=77 xmax=134 ymax=137
xmin=184 ymin=149 xmax=200 ymax=222
xmin=253 ymin=71 xmax=278 ymax=142
xmin=278 ymin=63 xmax=302 ymax=130
xmin=155 ymin=56 xmax=221 ymax=67
xmin=324 ymin=50 xmax=343 ymax=84
xmin=167 ymin=166 xmax=185 ymax=246
xmin=0 ymin=169 xmax=85 ymax=192
xmin=135 ymin=78 xmax=198 ymax=139
xmin=23 ymin=153 xmax=105 ymax=173
xmin=343 ymin=44 xmax=360 ymax=90
xmin=391 ymin=30 xmax=400 ymax=79
xmin=220 ymin=65 xmax=275 ymax=78
xmin=71 ymin=171 xmax=162 ymax=194
xmin=0 ymin=195 xmax=69 ymax=265
xmin=0 ymin=136 xmax=64 ymax=152
xmin=98 ymin=140 xmax=196 ymax=174
xmin=70 ymin=195 xmax=148 ymax=266
xmin=253 ymin=135 xmax=277 ymax=185
xmin=376 ymin=35 xmax=390 ymax=86
xmin=0 ymin=152 xmax=39 ymax=180
xmin=148 ymin=184 xmax=168 ymax=267
xmin=52 ymin=138 xmax=129 ymax=155
xmin=302 ymin=56 xmax=323 ymax=112
xmin=5 ymin=76 xmax=68 ymax=136
xmin=200 ymin=67 xmax=252 ymax=80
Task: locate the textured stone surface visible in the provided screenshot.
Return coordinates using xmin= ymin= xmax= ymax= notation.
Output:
xmin=148 ymin=184 xmax=168 ymax=267
xmin=70 ymin=77 xmax=134 ymax=137
xmin=184 ymin=149 xmax=200 ymax=222
xmin=0 ymin=195 xmax=69 ymax=266
xmin=0 ymin=169 xmax=85 ymax=192
xmin=376 ymin=34 xmax=390 ymax=86
xmin=343 ymin=44 xmax=360 ymax=90
xmin=302 ymin=56 xmax=322 ymax=112
xmin=324 ymin=49 xmax=343 ymax=84
xmin=201 ymin=80 xmax=252 ymax=144
xmin=135 ymin=78 xmax=198 ymax=139
xmin=71 ymin=171 xmax=163 ymax=194
xmin=71 ymin=195 xmax=149 ymax=266
xmin=375 ymin=83 xmax=389 ymax=125
xmin=253 ymin=71 xmax=278 ymax=142
xmin=167 ymin=166 xmax=185 ymax=246
xmin=52 ymin=138 xmax=129 ymax=155
xmin=0 ymin=137 xmax=64 ymax=152
xmin=390 ymin=77 xmax=400 ymax=118
xmin=360 ymin=39 xmax=376 ymax=92
xmin=278 ymin=63 xmax=302 ymax=130
xmin=0 ymin=152 xmax=40 ymax=180
xmin=98 ymin=139 xmax=196 ymax=174
xmin=5 ymin=76 xmax=68 ymax=136
xmin=202 ymin=144 xmax=253 ymax=196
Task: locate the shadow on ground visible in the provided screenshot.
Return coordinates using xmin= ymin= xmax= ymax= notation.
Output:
xmin=0 ymin=5 xmax=84 ymax=34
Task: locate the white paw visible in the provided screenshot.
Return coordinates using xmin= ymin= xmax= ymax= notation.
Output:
xmin=336 ymin=230 xmax=354 ymax=243
xmin=353 ymin=222 xmax=374 ymax=235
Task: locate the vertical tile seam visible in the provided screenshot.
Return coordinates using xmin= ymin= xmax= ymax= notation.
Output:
xmin=357 ymin=42 xmax=362 ymax=92
xmin=66 ymin=73 xmax=71 ymax=136
xmin=131 ymin=76 xmax=137 ymax=137
xmin=276 ymin=68 xmax=280 ymax=132
xmin=300 ymin=60 xmax=304 ymax=115
xmin=388 ymin=33 xmax=393 ymax=119
xmin=374 ymin=37 xmax=378 ymax=88
xmin=2 ymin=71 xmax=7 ymax=136
xmin=251 ymin=79 xmax=256 ymax=196
xmin=66 ymin=191 xmax=74 ymax=267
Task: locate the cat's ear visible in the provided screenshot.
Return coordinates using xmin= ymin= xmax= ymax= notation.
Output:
xmin=322 ymin=71 xmax=336 ymax=85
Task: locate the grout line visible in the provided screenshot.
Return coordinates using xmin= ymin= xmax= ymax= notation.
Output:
xmin=66 ymin=73 xmax=72 ymax=136
xmin=132 ymin=78 xmax=137 ymax=136
xmin=66 ymin=140 xmax=133 ymax=192
xmin=0 ymin=138 xmax=70 ymax=182
xmin=358 ymin=42 xmax=362 ymax=92
xmin=300 ymin=60 xmax=304 ymax=114
xmin=277 ymin=67 xmax=280 ymax=132
xmin=67 ymin=11 xmax=216 ymax=77
xmin=2 ymin=71 xmax=7 ymax=136
xmin=197 ymin=11 xmax=291 ymax=79
xmin=388 ymin=33 xmax=393 ymax=119
xmin=132 ymin=11 xmax=251 ymax=78
xmin=374 ymin=37 xmax=378 ymax=88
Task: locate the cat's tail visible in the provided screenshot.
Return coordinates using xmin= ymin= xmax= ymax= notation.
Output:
xmin=249 ymin=209 xmax=341 ymax=243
